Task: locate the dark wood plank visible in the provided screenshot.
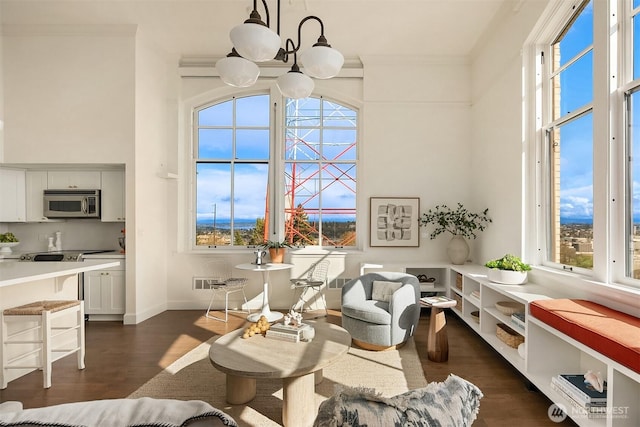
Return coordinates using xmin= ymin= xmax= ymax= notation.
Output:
xmin=0 ymin=308 xmax=577 ymax=425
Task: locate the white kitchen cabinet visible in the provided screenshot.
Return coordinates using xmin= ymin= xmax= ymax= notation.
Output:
xmin=84 ymin=264 xmax=125 ymax=316
xmin=25 ymin=170 xmax=50 ymax=221
xmin=100 ymin=171 xmax=125 ymax=222
xmin=0 ymin=168 xmax=26 ymax=222
xmin=47 ymin=171 xmax=101 ymax=189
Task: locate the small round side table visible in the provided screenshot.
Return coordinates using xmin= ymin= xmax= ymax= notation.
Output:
xmin=421 ymin=297 xmax=457 ymax=362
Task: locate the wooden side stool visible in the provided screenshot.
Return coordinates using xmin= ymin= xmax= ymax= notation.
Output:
xmin=420 ymin=296 xmax=457 ymax=362
xmin=1 ymin=300 xmax=85 ymax=389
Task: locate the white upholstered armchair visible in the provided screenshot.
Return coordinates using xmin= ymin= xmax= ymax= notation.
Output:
xmin=340 ymin=272 xmax=420 ymax=350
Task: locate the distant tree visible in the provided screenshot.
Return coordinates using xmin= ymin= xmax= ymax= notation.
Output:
xmin=291 ymin=204 xmax=314 ymax=245
xmin=250 ymin=218 xmax=265 ymax=245
xmin=234 ymin=230 xmax=246 ymax=246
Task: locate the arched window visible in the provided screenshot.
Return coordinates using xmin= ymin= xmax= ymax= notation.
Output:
xmin=193 ymin=94 xmax=358 ymax=248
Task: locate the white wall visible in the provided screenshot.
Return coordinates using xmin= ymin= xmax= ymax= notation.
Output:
xmin=2 ymin=25 xmax=135 ymax=163
xmin=125 ymin=34 xmax=174 ymax=324
xmin=469 ymin=1 xmax=548 ymax=264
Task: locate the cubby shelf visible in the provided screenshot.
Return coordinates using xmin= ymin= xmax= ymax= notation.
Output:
xmin=449 ymin=265 xmax=640 ymax=427
xmin=358 ymin=261 xmax=640 ymax=426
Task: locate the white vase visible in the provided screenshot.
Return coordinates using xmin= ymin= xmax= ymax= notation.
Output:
xmin=447 ymin=235 xmax=469 ymax=265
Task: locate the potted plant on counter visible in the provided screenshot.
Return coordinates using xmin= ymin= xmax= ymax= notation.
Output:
xmin=0 ymin=232 xmax=20 ymax=255
xmin=419 ymin=203 xmax=492 ymax=264
xmin=260 ymin=240 xmax=293 ymax=263
xmin=484 ymin=254 xmax=531 ymax=285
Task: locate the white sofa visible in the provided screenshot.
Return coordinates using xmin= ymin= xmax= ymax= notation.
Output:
xmin=0 ymin=398 xmax=237 ymax=426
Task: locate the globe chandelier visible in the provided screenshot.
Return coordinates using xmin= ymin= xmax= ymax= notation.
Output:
xmin=216 ymin=0 xmax=344 ymax=99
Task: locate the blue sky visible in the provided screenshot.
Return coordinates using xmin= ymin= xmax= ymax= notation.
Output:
xmin=557 ymin=1 xmax=595 ymax=222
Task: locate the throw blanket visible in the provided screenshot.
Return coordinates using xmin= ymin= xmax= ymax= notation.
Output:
xmin=313 ymin=374 xmax=483 ymax=427
xmin=0 ymin=397 xmax=238 ymax=427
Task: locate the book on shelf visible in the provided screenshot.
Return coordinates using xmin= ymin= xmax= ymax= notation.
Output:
xmin=550 ymin=377 xmax=606 ymax=408
xmin=555 ymin=374 xmax=607 ymax=404
xmin=510 ymin=312 xmax=525 ymax=331
xmin=550 ymin=382 xmax=607 ymax=416
xmin=420 ymin=295 xmax=455 ymax=306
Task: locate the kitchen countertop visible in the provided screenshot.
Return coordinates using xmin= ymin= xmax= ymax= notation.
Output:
xmin=0 ymin=260 xmax=121 ymax=288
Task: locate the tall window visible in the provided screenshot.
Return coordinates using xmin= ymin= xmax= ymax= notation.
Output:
xmin=544 ymin=0 xmax=594 ymax=270
xmin=194 ymin=93 xmax=358 ymax=248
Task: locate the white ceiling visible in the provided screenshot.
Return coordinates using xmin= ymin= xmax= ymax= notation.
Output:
xmin=0 ymin=0 xmax=509 ymax=59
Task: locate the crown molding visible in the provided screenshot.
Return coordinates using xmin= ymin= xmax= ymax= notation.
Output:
xmin=179 ymin=56 xmax=363 ymax=78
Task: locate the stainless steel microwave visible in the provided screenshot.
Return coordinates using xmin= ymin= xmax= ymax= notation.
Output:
xmin=43 ymin=189 xmax=101 ymax=218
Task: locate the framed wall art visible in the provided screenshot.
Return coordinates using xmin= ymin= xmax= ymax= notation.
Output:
xmin=369 ymin=197 xmax=420 ymax=247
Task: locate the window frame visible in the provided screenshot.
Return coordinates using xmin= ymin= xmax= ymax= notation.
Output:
xmin=527 ymin=0 xmax=640 ymax=290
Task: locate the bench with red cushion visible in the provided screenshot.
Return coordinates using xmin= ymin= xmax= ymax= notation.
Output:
xmin=529 ymin=299 xmax=640 ymax=374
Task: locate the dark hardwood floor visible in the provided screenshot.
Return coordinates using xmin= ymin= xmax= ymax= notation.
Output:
xmin=0 ymin=308 xmax=576 ymax=426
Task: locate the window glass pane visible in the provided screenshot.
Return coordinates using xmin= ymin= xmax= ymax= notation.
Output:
xmin=635 ymin=0 xmax=640 ymax=10
xmin=196 ymin=163 xmax=231 ymax=246
xmin=286 ymin=98 xmax=321 ymax=127
xmin=234 ymin=163 xmax=269 ymax=246
xmin=198 ymin=100 xmax=232 ymax=126
xmin=552 ymin=50 xmax=593 ymax=120
xmin=323 ymin=129 xmax=357 ymax=160
xmin=549 ymin=112 xmax=593 ymax=269
xmin=553 ymin=1 xmax=593 ymax=69
xmin=236 ymin=95 xmax=270 ymax=126
xmin=285 ymin=129 xmax=320 ymax=161
xmin=285 ymin=162 xmax=320 ymax=245
xmin=321 ymin=163 xmax=356 ymax=246
xmin=236 ymin=129 xmax=270 ymax=159
xmin=322 ymin=100 xmax=357 ymax=127
xmin=198 ymin=129 xmax=232 ymax=159
xmin=628 ymin=91 xmax=640 ymax=279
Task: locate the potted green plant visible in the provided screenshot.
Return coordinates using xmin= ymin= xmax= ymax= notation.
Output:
xmin=419 ymin=203 xmax=491 ymax=264
xmin=484 ymin=254 xmax=531 ymax=285
xmin=0 ymin=232 xmax=20 ymax=255
xmin=260 ymin=240 xmax=293 ymax=263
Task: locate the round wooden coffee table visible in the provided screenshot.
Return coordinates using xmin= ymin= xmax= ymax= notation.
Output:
xmin=209 ymin=320 xmax=351 ymax=427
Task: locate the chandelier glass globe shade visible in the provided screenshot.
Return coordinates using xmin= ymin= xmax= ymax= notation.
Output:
xmin=276 ymin=71 xmax=314 ymax=99
xmin=300 ymin=46 xmax=344 ymax=79
xmin=215 ymin=56 xmax=260 ymax=87
xmin=230 ymin=23 xmax=281 ymax=62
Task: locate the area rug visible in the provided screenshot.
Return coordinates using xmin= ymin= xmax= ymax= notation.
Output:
xmin=128 ymin=336 xmax=427 ymax=427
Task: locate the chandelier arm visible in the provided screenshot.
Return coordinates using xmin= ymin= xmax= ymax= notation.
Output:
xmin=283 ymin=15 xmax=325 ymax=56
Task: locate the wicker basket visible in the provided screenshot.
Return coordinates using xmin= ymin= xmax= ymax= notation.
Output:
xmin=470 ymin=310 xmax=480 ymax=324
xmin=496 ymin=323 xmax=524 ymax=348
xmin=455 ymin=273 xmax=463 ymax=291
xmin=453 ymin=292 xmax=462 ymax=309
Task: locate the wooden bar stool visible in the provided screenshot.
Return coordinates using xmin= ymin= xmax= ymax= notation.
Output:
xmin=1 ymin=300 xmax=85 ymax=389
